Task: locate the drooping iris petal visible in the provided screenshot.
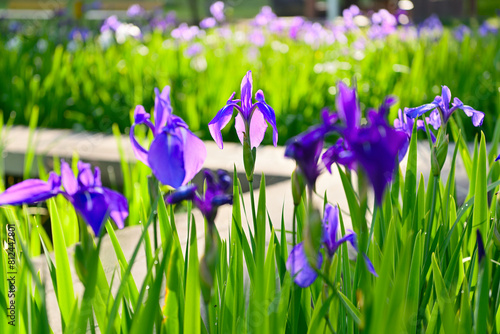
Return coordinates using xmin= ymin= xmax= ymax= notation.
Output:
xmin=427 ymin=109 xmax=441 ymax=130
xmin=235 ymin=109 xmax=268 ymax=148
xmin=322 ymin=138 xmax=356 ymax=172
xmin=102 ymin=188 xmax=128 ymax=229
xmin=453 ymin=97 xmax=484 ymax=127
xmin=363 ymin=254 xmax=378 ymax=276
xmin=255 ymin=90 xmax=278 ymax=146
xmin=405 ymin=103 xmax=438 ymax=119
xmin=286 ymin=242 xmax=323 ymax=288
xmin=130 ymin=105 xmax=154 ymax=166
xmin=336 ymin=81 xmax=360 ymax=130
xmin=166 ymin=184 xmax=197 ymax=204
xmin=70 ymin=190 xmax=109 ymax=235
xmin=240 ymin=71 xmax=253 ymax=117
xmin=178 ymin=127 xmax=207 ymax=185
xmin=208 ymin=101 xmax=236 ymax=149
xmin=61 ymin=161 xmax=78 ymax=195
xmin=335 ymin=232 xmax=357 ymax=254
xmin=0 ymin=173 xmax=60 ymax=205
xmin=148 ymin=132 xmax=186 ymax=188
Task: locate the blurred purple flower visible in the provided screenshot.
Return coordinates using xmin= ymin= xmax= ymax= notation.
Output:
xmin=454 ymin=24 xmax=471 ymax=41
xmin=130 ymin=86 xmax=206 ymax=188
xmin=101 ymin=15 xmax=121 ymax=33
xmin=0 ymin=161 xmax=128 ymax=235
xmin=210 ymin=1 xmax=225 ymax=22
xmin=185 ymin=42 xmax=203 ymax=57
xmin=200 ymin=17 xmax=217 ymax=29
xmin=479 ymin=21 xmax=498 ymax=36
xmin=393 ymin=108 xmax=436 ymax=161
xmin=254 ymin=6 xmax=276 ymax=27
xmin=166 ymin=169 xmax=232 ymax=224
xmin=209 ymin=71 xmax=278 ymax=149
xmin=405 ymin=85 xmax=484 ymax=127
xmin=127 ymin=4 xmax=145 ymax=18
xmin=171 ymin=23 xmax=200 ymax=41
xmin=249 ymin=29 xmax=266 ymax=47
xmin=68 ymin=27 xmax=90 ymax=41
xmin=322 ymin=82 xmax=406 ymax=204
xmin=286 ymin=204 xmax=377 ymax=287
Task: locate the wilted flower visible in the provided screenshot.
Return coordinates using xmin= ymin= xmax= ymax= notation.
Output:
xmin=208 ymin=71 xmax=278 ymax=149
xmin=130 ymin=86 xmax=206 ymax=188
xmin=286 ymin=204 xmax=377 ymax=287
xmin=0 ymin=161 xmax=128 ymax=235
xmin=166 ymin=169 xmax=232 ymax=224
xmin=405 ymin=85 xmax=484 ymax=128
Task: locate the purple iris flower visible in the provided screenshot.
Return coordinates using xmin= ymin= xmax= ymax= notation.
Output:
xmin=130 ymin=86 xmax=206 ymax=188
xmin=210 ymin=1 xmax=225 ymax=22
xmin=101 ymin=15 xmax=121 ymax=33
xmin=68 ymin=27 xmax=90 ymax=42
xmin=0 ymin=161 xmax=128 ymax=235
xmin=208 ymin=71 xmax=278 ymax=149
xmin=454 ymin=24 xmax=471 ymax=41
xmin=285 ymin=124 xmax=326 ymax=188
xmin=127 ymin=4 xmax=145 ymax=18
xmin=200 ymin=17 xmax=217 ymax=29
xmin=405 ymin=86 xmax=484 ymax=128
xmin=286 ymin=204 xmax=377 ymax=288
xmin=394 ymin=108 xmax=436 ymax=161
xmin=166 ymin=169 xmax=232 ymax=224
xmin=185 ymin=43 xmax=203 ymax=57
xmin=322 ymin=82 xmax=407 ymax=205
xmin=479 ymin=21 xmax=498 ymax=36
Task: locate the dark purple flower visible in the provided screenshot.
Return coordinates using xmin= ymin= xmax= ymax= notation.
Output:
xmin=286 ymin=204 xmax=377 ymax=288
xmin=405 ymin=86 xmax=484 ymax=127
xmin=285 ymin=124 xmax=327 ymax=188
xmin=0 ymin=161 xmax=128 ymax=235
xmin=322 ymin=82 xmax=407 ymax=205
xmin=130 ymin=86 xmax=206 ymax=188
xmin=166 ymin=169 xmax=232 ymax=224
xmin=209 ymin=71 xmax=278 ymax=149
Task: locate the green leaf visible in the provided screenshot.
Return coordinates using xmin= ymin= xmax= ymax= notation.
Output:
xmin=336 ymin=289 xmax=361 ymax=326
xmin=48 ymin=198 xmax=75 ymax=328
xmin=184 ymin=219 xmax=201 ymax=333
xmin=403 ymin=121 xmax=418 ymax=223
xmin=431 ymin=253 xmax=456 ymax=334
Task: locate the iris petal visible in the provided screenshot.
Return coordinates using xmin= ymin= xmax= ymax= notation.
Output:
xmin=179 ymin=127 xmax=207 ymax=185
xmin=208 ymin=102 xmax=235 ymax=149
xmin=0 ymin=175 xmax=60 ymax=206
xmin=102 ymin=188 xmax=128 ymax=229
xmin=70 ymin=190 xmax=109 ymax=235
xmin=148 ymin=132 xmax=186 ymax=188
xmin=286 ymin=243 xmax=322 ymax=288
xmin=61 ymin=160 xmax=78 ymax=195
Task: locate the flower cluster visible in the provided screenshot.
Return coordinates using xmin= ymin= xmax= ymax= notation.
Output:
xmin=0 ymin=160 xmax=128 ymax=235
xmin=286 ymin=204 xmax=377 ymax=287
xmin=130 ymin=86 xmax=206 ymax=188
